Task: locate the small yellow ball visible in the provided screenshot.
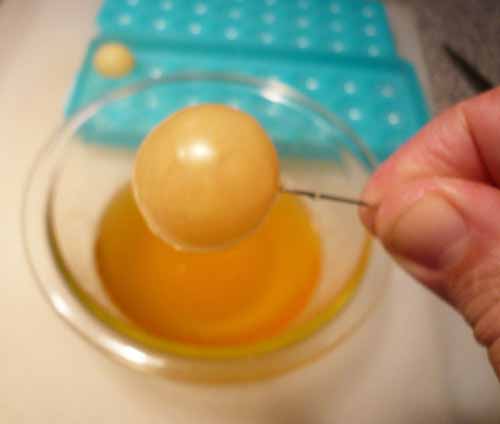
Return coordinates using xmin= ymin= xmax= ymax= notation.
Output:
xmin=133 ymin=104 xmax=280 ymax=251
xmin=93 ymin=42 xmax=135 ymax=78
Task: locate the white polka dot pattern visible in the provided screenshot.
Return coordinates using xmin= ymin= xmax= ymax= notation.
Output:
xmin=67 ymin=0 xmax=429 ymax=161
xmin=97 ymin=0 xmax=396 ymax=57
xmin=66 ymin=37 xmax=429 ymax=161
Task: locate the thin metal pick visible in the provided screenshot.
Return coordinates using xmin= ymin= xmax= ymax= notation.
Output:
xmin=282 ymin=188 xmax=372 ymax=207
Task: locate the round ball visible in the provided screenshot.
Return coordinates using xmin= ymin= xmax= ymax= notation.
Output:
xmin=93 ymin=42 xmax=135 ymax=78
xmin=133 ymin=104 xmax=280 ymax=251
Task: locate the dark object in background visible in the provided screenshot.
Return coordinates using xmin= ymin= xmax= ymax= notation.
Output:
xmin=443 ymin=44 xmax=494 ymax=93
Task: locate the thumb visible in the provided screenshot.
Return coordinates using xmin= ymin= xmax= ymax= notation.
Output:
xmin=368 ymin=178 xmax=500 ymax=367
xmin=360 ymin=88 xmax=500 ymax=379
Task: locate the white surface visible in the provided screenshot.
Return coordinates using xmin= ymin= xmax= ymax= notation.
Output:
xmin=1 ymin=1 xmax=499 ymax=423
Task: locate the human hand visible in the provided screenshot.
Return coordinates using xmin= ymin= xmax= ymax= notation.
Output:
xmin=360 ymin=87 xmax=500 ymax=379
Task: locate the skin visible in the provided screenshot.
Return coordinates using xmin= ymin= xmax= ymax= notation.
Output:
xmin=360 ymin=87 xmax=500 ymax=381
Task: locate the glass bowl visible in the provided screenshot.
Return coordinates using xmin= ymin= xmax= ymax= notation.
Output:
xmin=22 ymin=72 xmax=390 ymax=382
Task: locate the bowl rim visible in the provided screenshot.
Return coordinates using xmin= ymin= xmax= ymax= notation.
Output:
xmin=22 ymin=71 xmax=387 ymax=382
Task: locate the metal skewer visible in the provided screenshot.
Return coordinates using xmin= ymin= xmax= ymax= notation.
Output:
xmin=282 ymin=188 xmax=371 ymax=207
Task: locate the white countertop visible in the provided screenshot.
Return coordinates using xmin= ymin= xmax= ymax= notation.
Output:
xmin=1 ymin=1 xmax=499 ymax=422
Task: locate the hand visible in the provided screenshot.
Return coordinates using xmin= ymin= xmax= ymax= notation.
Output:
xmin=360 ymin=87 xmax=500 ymax=380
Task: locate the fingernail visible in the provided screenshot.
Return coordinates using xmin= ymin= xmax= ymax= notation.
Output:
xmin=358 ymin=203 xmax=377 ymax=235
xmin=385 ymin=194 xmax=468 ymax=270
xmin=359 ymin=185 xmax=382 ymax=234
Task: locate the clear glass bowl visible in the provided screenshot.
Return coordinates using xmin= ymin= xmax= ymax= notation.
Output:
xmin=22 ymin=72 xmax=390 ymax=382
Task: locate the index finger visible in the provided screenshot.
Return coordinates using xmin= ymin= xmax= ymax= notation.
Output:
xmin=362 ymin=87 xmax=500 ymax=225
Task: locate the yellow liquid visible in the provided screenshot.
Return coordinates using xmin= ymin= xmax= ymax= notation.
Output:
xmin=96 ymin=186 xmax=321 ymax=347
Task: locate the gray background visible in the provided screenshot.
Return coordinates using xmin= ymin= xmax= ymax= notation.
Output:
xmin=391 ymin=0 xmax=500 ymax=111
